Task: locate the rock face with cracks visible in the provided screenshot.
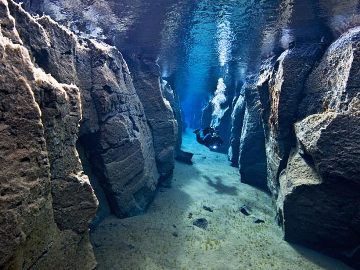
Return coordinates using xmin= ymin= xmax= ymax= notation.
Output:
xmin=228 ymin=26 xmax=360 ymax=267
xmin=281 ymin=28 xmax=360 ymax=262
xmin=161 ymin=80 xmax=183 ymax=154
xmin=238 ymin=81 xmax=267 ymax=190
xmin=0 ymin=0 xmax=97 ymax=268
xmin=15 ymin=0 xmax=180 ymax=181
xmin=265 ymin=45 xmax=325 ymax=195
xmin=127 ymin=55 xmax=177 ymax=180
xmin=6 ymin=1 xmax=160 ymax=218
xmin=0 ymin=0 xmax=174 ymax=268
xmin=3 ymin=0 xmax=360 ymax=269
xmin=277 ymin=28 xmax=360 ymax=263
xmin=228 ymin=94 xmax=245 ymax=167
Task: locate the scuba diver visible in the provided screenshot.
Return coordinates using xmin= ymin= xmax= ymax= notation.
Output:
xmin=193 ymin=127 xmax=223 ymax=150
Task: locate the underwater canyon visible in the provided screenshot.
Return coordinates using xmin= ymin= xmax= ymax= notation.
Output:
xmin=0 ymin=0 xmax=359 ymax=269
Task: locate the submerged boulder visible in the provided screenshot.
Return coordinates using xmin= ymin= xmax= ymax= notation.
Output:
xmin=278 ymin=110 xmax=360 ymax=261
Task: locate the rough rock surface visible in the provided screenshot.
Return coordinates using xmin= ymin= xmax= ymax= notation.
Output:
xmin=299 ymin=27 xmax=360 ymax=119
xmin=0 ymin=0 xmax=178 ymax=268
xmin=7 ymin=1 xmax=160 ymax=218
xmin=5 ymin=0 xmax=360 ymax=268
xmin=127 ymin=55 xmax=177 ymax=179
xmin=161 ymin=80 xmax=182 ymax=153
xmin=276 ymin=28 xmax=360 ymax=268
xmin=265 ymin=45 xmax=324 ymax=195
xmin=13 ymin=0 xmax=182 ymax=181
xmin=278 ymin=109 xmax=360 ymax=264
xmin=228 ymin=94 xmax=245 ymax=166
xmin=238 ymin=81 xmax=267 ymax=190
xmin=229 ymin=26 xmax=360 ymax=267
xmin=0 ymin=0 xmax=97 ymax=268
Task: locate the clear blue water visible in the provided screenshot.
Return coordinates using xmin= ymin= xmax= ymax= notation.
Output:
xmin=105 ymin=0 xmax=358 ymax=127
xmin=43 ymin=0 xmax=359 ymax=127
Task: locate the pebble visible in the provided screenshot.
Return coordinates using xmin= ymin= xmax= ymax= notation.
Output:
xmin=203 ymin=205 xmax=213 ymax=212
xmin=193 ymin=218 xmax=208 ymax=230
xmin=240 ymin=205 xmax=251 ymax=216
xmin=254 ymin=218 xmax=265 ymax=224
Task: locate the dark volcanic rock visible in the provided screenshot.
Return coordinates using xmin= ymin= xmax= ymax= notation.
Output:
xmin=276 ymin=27 xmax=360 ymax=267
xmin=127 ymin=55 xmax=177 ymax=180
xmin=203 ymin=206 xmax=213 ymax=212
xmin=0 ymin=1 xmax=97 ymax=268
xmin=240 ymin=205 xmax=251 ymax=216
xmin=299 ymin=27 xmax=360 ymax=119
xmin=175 ymin=150 xmax=194 ymax=165
xmin=254 ymin=219 xmax=265 ymax=224
xmin=265 ymin=45 xmax=324 ymax=195
xmin=193 ymin=218 xmax=209 ymax=230
xmin=7 ymin=1 xmax=160 ymax=218
xmin=161 ymin=80 xmax=183 ymax=153
xmin=228 ymin=94 xmax=245 ymax=167
xmin=238 ymin=80 xmax=267 ymax=190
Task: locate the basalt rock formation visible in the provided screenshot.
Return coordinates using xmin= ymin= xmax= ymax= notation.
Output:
xmin=0 ymin=0 xmax=97 ymax=268
xmin=228 ymin=94 xmax=245 ymax=167
xmin=161 ymin=80 xmax=183 ymax=154
xmin=13 ymin=0 xmax=180 ymax=180
xmin=230 ymin=27 xmax=360 ymax=267
xmin=0 ymin=0 xmax=179 ymax=268
xmin=126 ymin=55 xmax=177 ymax=180
xmin=278 ymin=28 xmax=360 ymax=264
xmin=7 ymin=0 xmax=162 ymax=219
xmin=2 ymin=0 xmax=360 ymax=269
xmin=238 ymin=80 xmax=267 ymax=190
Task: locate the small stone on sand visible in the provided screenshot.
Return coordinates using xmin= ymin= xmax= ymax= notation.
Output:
xmin=193 ymin=218 xmax=208 ymax=230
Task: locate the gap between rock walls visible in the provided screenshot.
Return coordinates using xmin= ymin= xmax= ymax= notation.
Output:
xmin=1 ymin=0 xmax=360 ymax=269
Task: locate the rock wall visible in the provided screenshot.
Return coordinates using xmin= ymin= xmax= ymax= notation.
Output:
xmin=230 ymin=26 xmax=360 ymax=267
xmin=278 ymin=28 xmax=360 ymax=265
xmin=161 ymin=80 xmax=183 ymax=153
xmin=7 ymin=1 xmax=160 ymax=219
xmin=228 ymin=94 xmax=245 ymax=167
xmin=0 ymin=0 xmax=175 ymax=268
xmin=238 ymin=80 xmax=267 ymax=190
xmin=265 ymin=45 xmax=325 ymax=195
xmin=126 ymin=55 xmax=177 ymax=179
xmin=13 ymin=0 xmax=180 ymax=181
xmin=0 ymin=0 xmax=97 ymax=268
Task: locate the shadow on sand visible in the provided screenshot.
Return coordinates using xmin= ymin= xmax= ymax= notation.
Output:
xmin=203 ymin=175 xmax=238 ymax=196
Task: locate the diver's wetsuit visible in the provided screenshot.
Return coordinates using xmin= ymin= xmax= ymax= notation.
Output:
xmin=194 ymin=127 xmax=223 ymax=150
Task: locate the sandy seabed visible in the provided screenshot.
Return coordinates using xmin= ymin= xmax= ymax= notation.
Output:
xmin=91 ymin=131 xmax=352 ymax=270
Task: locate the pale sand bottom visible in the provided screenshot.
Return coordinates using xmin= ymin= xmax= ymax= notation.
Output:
xmin=91 ymin=131 xmax=352 ymax=270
